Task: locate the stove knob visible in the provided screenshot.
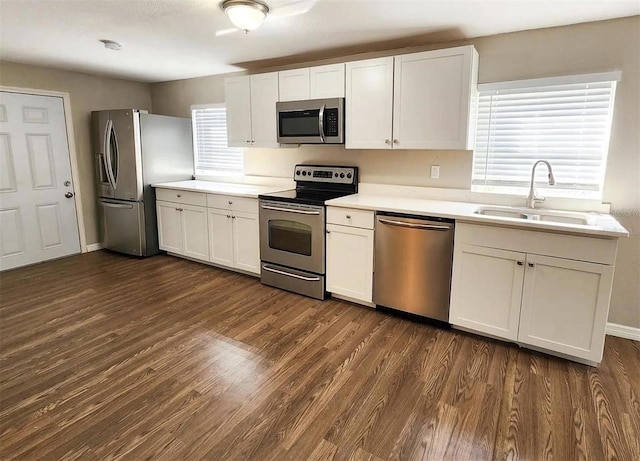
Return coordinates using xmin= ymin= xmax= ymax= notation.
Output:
xmin=296 ymin=170 xmax=301 ymax=176
xmin=302 ymin=171 xmax=307 ymax=176
xmin=340 ymin=173 xmax=345 ymax=178
xmin=334 ymin=173 xmax=338 ymax=177
xmin=347 ymin=173 xmax=352 ymax=179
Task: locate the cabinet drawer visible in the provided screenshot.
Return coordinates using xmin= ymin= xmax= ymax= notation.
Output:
xmin=327 ymin=207 xmax=374 ymax=229
xmin=207 ymin=194 xmax=258 ymax=213
xmin=156 ymin=188 xmax=207 ymax=206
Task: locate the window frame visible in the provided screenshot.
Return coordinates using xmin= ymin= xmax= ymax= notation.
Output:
xmin=191 ymin=103 xmax=244 ymax=177
xmin=472 ymin=71 xmax=621 ymax=199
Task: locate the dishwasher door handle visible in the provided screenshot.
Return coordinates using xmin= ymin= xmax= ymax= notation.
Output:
xmin=378 ymin=218 xmax=450 ymax=231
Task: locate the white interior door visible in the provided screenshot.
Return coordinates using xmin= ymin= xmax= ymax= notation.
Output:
xmin=0 ymin=91 xmax=80 ymax=270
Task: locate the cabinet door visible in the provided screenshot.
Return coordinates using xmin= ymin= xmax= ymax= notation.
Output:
xmin=181 ymin=204 xmax=209 ymax=261
xmin=310 ymin=63 xmax=345 ymax=98
xmin=518 ymin=254 xmax=614 ymax=363
xmin=250 ymin=72 xmax=280 ymax=147
xmin=224 ymin=76 xmax=252 ymax=147
xmin=278 ymin=68 xmax=310 ymax=101
xmin=156 ymin=201 xmax=183 ymax=254
xmin=345 ymin=57 xmax=394 ymax=149
xmin=208 ymin=208 xmax=234 ymax=267
xmin=449 ymin=244 xmax=525 ymax=341
xmin=232 ymin=211 xmax=260 ymax=274
xmin=326 ymin=224 xmax=374 ymax=303
xmin=393 ymin=47 xmax=477 ymax=150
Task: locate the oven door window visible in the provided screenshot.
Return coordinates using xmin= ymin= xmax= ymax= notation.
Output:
xmin=268 ymin=220 xmax=312 ymax=256
xmin=279 ymin=110 xmax=320 ymax=138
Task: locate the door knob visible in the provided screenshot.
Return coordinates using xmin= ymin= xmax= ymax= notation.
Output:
xmin=65 ymin=192 xmax=74 ymax=198
xmin=63 ymin=180 xmax=71 ymax=187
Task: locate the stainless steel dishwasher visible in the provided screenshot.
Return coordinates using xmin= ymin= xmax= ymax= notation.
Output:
xmin=374 ymin=213 xmax=454 ymax=322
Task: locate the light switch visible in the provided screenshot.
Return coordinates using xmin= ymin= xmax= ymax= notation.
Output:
xmin=431 ymin=165 xmax=440 ymax=179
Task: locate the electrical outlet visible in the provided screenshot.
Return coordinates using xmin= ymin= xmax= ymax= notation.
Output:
xmin=430 ymin=165 xmax=440 ymax=179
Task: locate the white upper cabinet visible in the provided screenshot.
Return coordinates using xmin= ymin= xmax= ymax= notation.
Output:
xmin=224 ymin=76 xmax=252 ymax=148
xmin=278 ymin=68 xmax=311 ymax=101
xmin=279 ymin=64 xmax=345 ymax=100
xmin=345 ymin=57 xmax=394 ymax=149
xmin=345 ymin=46 xmax=478 ymax=150
xmin=225 ymin=72 xmax=279 ymax=148
xmin=310 ymin=63 xmax=345 ymax=98
xmin=393 ymin=46 xmax=478 ymax=150
xmin=249 ymin=72 xmax=280 ymax=147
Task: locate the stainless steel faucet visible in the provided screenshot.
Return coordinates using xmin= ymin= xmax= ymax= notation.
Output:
xmin=527 ymin=160 xmax=556 ymax=208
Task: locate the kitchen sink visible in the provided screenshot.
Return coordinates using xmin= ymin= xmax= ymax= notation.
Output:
xmin=474 ymin=206 xmax=595 ymax=226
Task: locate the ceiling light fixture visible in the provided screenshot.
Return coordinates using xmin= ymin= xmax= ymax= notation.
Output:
xmin=100 ymin=39 xmax=123 ymax=51
xmin=221 ymin=0 xmax=269 ymax=33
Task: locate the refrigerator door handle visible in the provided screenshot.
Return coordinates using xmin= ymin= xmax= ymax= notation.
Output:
xmin=104 ymin=119 xmax=117 ymax=189
xmin=100 ymin=201 xmax=134 ymax=209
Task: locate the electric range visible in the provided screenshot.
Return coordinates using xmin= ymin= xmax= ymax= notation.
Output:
xmin=258 ymin=164 xmax=359 ymax=299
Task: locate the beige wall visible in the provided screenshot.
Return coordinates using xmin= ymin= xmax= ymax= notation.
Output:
xmin=0 ymin=61 xmax=152 ymax=246
xmin=151 ymin=16 xmax=640 ymax=328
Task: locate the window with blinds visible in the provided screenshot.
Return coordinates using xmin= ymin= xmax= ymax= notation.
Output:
xmin=473 ymin=72 xmax=619 ymax=197
xmin=192 ymin=104 xmax=243 ymax=175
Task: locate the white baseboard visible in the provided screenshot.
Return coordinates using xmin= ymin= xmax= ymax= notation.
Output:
xmin=606 ymin=322 xmax=640 ymax=341
xmin=86 ymin=243 xmax=103 ymax=252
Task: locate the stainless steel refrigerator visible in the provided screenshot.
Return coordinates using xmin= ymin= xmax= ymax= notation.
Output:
xmin=92 ymin=109 xmax=193 ymax=256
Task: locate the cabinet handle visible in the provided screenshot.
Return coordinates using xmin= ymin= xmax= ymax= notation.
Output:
xmin=393 ymin=139 xmax=399 ymax=144
xmin=226 ymin=214 xmax=231 ymax=218
xmin=517 ymin=261 xmax=524 ymax=266
xmin=246 ymin=140 xmax=251 ymax=143
xmin=228 ymin=200 xmax=233 ymax=205
xmin=232 ymin=216 xmax=236 ymax=219
xmin=385 ymin=139 xmax=391 ymax=144
xmin=176 ymin=208 xmax=183 ymax=211
xmin=528 ymin=262 xmax=535 ymax=267
xmin=176 ymin=194 xmax=181 ymax=197
xmin=346 ymin=214 xmax=351 ymax=219
xmin=326 ymin=230 xmax=331 ymax=234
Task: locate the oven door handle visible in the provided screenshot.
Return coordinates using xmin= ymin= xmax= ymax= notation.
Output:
xmin=260 ymin=205 xmax=321 ymax=215
xmin=262 ymin=265 xmax=321 ymax=282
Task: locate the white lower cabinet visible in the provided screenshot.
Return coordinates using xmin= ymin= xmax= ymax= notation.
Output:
xmin=518 ymin=254 xmax=613 ymax=361
xmin=156 ymin=188 xmax=260 ymax=276
xmin=449 ymin=244 xmax=525 ymax=341
xmin=450 ymin=223 xmax=617 ymax=363
xmin=232 ymin=211 xmax=260 ymax=274
xmin=208 ymin=207 xmax=260 ymax=275
xmin=157 ymin=200 xmax=209 ymax=261
xmin=326 ymin=207 xmax=375 ymax=304
xmin=208 ymin=208 xmax=235 ymax=267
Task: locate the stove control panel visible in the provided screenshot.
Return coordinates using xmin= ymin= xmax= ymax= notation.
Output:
xmin=294 ymin=165 xmax=357 ymax=185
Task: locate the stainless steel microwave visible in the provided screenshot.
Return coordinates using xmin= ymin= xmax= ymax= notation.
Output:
xmin=276 ymin=97 xmax=344 ymax=144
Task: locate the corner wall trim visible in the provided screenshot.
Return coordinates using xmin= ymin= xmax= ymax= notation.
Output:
xmin=606 ymin=322 xmax=640 ymax=341
xmin=86 ymin=243 xmax=103 ymax=252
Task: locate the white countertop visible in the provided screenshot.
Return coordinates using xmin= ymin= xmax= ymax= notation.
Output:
xmin=152 ymin=180 xmax=291 ymax=198
xmin=326 ymin=193 xmax=629 ymax=238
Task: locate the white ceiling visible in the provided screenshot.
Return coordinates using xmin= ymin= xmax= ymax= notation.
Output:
xmin=1 ymin=0 xmax=638 ymax=83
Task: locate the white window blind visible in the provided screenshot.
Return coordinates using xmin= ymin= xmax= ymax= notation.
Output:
xmin=192 ymin=104 xmax=243 ymax=175
xmin=473 ymin=73 xmax=618 ymax=196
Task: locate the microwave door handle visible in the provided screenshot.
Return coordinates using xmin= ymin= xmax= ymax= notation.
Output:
xmin=318 ymin=104 xmax=325 ymax=143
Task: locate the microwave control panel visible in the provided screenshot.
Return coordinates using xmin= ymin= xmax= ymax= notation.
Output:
xmin=324 ymin=108 xmax=340 ymax=137
xmin=294 ymin=165 xmax=357 ymax=185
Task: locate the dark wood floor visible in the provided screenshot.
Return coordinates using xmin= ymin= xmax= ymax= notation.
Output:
xmin=0 ymin=252 xmax=638 ymax=461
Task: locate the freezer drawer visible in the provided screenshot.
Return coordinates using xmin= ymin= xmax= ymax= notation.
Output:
xmin=99 ymin=199 xmax=146 ymax=256
xmin=374 ymin=213 xmax=454 ymax=322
